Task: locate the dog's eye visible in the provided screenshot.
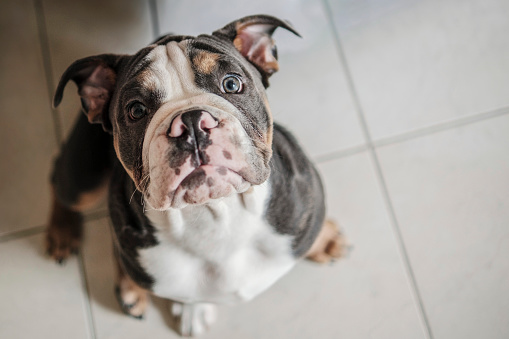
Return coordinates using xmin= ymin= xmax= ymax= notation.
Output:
xmin=221 ymin=74 xmax=243 ymax=94
xmin=128 ymin=102 xmax=147 ymax=121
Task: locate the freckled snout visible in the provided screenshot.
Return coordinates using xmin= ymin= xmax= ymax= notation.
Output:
xmin=146 ymin=106 xmax=268 ymax=209
xmin=168 ymin=110 xmax=218 ymax=138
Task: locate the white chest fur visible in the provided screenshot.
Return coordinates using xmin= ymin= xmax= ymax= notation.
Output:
xmin=140 ymin=182 xmax=297 ymax=304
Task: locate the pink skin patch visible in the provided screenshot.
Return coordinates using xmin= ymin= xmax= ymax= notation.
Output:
xmin=168 ymin=111 xmax=218 ymax=138
xmin=172 ymin=165 xmax=247 ymax=206
xmin=146 ymin=111 xmax=257 ymax=210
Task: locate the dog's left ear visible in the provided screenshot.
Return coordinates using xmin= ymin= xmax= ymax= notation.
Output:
xmin=213 ymin=15 xmax=300 ymax=87
xmin=53 ymin=54 xmax=123 ymax=132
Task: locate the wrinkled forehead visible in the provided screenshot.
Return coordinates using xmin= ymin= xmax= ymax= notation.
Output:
xmin=141 ymin=41 xmax=196 ymax=98
xmin=120 ymin=36 xmax=256 ymax=98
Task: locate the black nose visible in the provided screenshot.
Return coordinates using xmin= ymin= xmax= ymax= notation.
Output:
xmin=168 ymin=110 xmax=218 ymax=139
xmin=167 ymin=110 xmax=218 ymax=167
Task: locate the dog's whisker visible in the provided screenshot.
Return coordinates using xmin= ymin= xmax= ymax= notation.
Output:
xmin=128 ymin=188 xmax=138 ymax=205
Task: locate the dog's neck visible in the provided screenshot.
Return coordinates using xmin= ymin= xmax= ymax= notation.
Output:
xmin=142 ymin=182 xmax=270 ymax=231
xmin=141 ymin=182 xmax=276 ymax=262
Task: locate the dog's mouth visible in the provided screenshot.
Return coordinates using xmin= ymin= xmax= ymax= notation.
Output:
xmin=167 ymin=164 xmax=250 ymax=207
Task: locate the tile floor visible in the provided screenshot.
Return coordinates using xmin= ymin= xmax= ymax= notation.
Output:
xmin=0 ymin=0 xmax=508 ymax=338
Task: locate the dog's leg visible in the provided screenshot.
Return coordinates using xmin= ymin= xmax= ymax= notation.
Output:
xmin=46 ymin=189 xmax=83 ymax=263
xmin=46 ymin=179 xmax=110 ymax=263
xmin=46 ymin=113 xmax=114 ymax=263
xmin=305 ymin=219 xmax=351 ymax=264
xmin=168 ymin=301 xmax=218 ymax=337
xmin=114 ymin=254 xmax=149 ymax=319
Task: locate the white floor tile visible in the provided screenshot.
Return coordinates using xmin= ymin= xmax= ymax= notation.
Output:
xmin=157 ymin=0 xmax=365 ymax=158
xmin=377 ymin=114 xmax=509 ymax=339
xmin=314 ymin=153 xmax=426 ymax=338
xmin=0 ymin=0 xmax=56 ymax=234
xmin=0 ymin=233 xmax=89 ymax=339
xmin=328 ymin=0 xmax=509 ymax=139
xmin=43 ymin=0 xmax=154 ymax=139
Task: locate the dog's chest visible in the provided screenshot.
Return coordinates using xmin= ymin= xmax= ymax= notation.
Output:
xmin=139 ymin=183 xmax=296 ymax=304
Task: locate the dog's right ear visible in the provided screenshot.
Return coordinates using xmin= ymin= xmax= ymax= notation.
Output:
xmin=53 ymin=54 xmax=123 ymax=132
xmin=213 ymin=15 xmax=300 ymax=88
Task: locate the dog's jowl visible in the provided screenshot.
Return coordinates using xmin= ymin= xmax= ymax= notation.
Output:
xmin=46 ymin=15 xmax=348 ymax=336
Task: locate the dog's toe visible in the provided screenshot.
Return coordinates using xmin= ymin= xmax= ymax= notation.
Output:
xmin=326 ymin=231 xmax=351 ymax=259
xmin=115 ymin=282 xmax=148 ymax=319
xmin=306 ymin=219 xmax=351 ymax=264
xmin=46 ymin=229 xmax=81 ymax=264
xmin=169 ymin=301 xmax=217 ymax=337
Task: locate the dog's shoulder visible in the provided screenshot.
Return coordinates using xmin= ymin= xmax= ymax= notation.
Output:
xmin=266 ymin=122 xmax=326 ymax=257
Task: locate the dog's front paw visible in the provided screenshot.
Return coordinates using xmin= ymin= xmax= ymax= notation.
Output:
xmin=115 ymin=279 xmax=149 ymax=320
xmin=46 ymin=202 xmax=83 ymax=264
xmin=168 ymin=301 xmax=217 ymax=337
xmin=306 ymin=219 xmax=351 ymax=264
xmin=115 ymin=279 xmax=148 ymax=320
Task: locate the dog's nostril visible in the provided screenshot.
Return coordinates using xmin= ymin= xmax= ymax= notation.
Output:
xmin=168 ymin=115 xmax=187 ymax=138
xmin=200 ymin=112 xmax=218 ymax=131
xmin=168 ymin=111 xmax=217 ymax=138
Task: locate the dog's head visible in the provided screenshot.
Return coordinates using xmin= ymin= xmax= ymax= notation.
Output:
xmin=54 ymin=15 xmax=299 ymax=209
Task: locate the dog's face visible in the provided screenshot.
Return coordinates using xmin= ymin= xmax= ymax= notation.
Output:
xmin=54 ymin=15 xmax=299 ymax=209
xmin=114 ymin=36 xmax=275 ymax=210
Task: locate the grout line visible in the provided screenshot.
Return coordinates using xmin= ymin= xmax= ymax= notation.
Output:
xmin=0 ymin=211 xmax=109 ymax=244
xmin=321 ymin=1 xmax=434 ymax=338
xmin=33 ymin=0 xmax=63 ymax=146
xmin=78 ymin=250 xmax=97 ymax=339
xmin=149 ymin=0 xmax=161 ymax=39
xmin=314 ymin=144 xmax=369 ymax=164
xmin=0 ymin=225 xmax=45 ymax=244
xmin=373 ymin=106 xmax=509 ymax=148
xmin=314 ymin=105 xmax=509 ymax=164
xmin=84 ymin=209 xmax=110 ymax=222
xmin=0 ymin=227 xmax=98 ymax=339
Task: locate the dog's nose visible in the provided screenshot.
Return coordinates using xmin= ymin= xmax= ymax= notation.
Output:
xmin=168 ymin=110 xmax=218 ymax=138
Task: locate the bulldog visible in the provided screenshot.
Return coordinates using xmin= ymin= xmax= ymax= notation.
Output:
xmin=46 ymin=15 xmax=347 ymax=336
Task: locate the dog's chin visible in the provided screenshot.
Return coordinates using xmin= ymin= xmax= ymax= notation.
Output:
xmin=147 ymin=165 xmax=252 ymax=210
